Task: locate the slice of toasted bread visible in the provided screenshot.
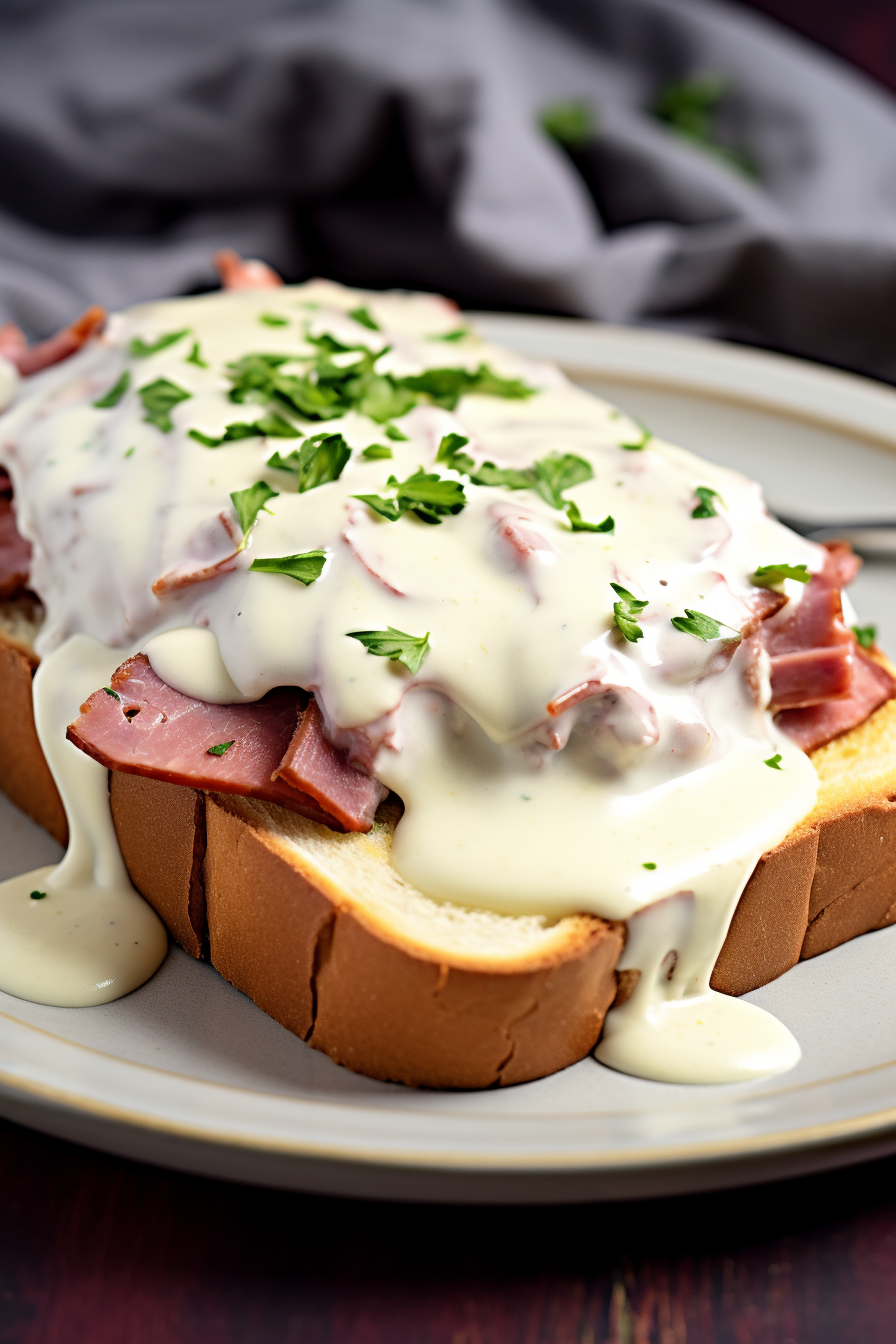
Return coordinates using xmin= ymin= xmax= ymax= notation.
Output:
xmin=3 ymin=612 xmax=896 ymax=1088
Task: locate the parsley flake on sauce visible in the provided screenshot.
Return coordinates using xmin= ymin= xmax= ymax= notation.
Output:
xmin=611 ymin=584 xmax=648 ymax=643
xmin=230 ymin=481 xmax=278 ymax=539
xmin=764 ymin=754 xmax=783 ymax=770
xmin=361 ymin=444 xmax=393 ymax=460
xmin=347 ymin=626 xmax=431 ymax=675
xmin=691 ymin=486 xmax=720 ymax=519
xmin=752 ymin=563 xmax=811 ymax=588
xmin=185 ymin=341 xmax=208 ymax=368
xmin=30 ymin=890 xmax=47 ymax=900
xmin=207 ymin=741 xmax=235 ymax=757
xmin=139 ymin=378 xmax=192 ymax=432
xmin=397 ymin=365 xmax=534 ymax=411
xmin=620 ymin=424 xmax=652 ymax=452
xmin=349 ymin=306 xmax=381 ymax=331
xmin=565 ymin=501 xmax=614 ymax=533
xmin=671 ymin=609 xmax=741 ymax=642
xmin=249 ymin=550 xmax=327 ymax=586
xmin=531 ymin=452 xmax=593 ymax=509
xmin=265 ymin=432 xmax=351 ymax=492
xmin=384 ymin=424 xmax=409 ymax=441
xmin=853 ymin=624 xmax=877 ymax=649
xmin=93 ymin=371 xmax=130 ymax=409
xmin=642 ymin=862 xmax=657 ymax=870
xmin=189 ymin=413 xmax=301 ymax=448
xmin=427 ymin=327 xmax=470 ymax=343
xmin=129 ymin=329 xmax=190 ymax=358
xmin=354 ymin=467 xmax=466 ymax=525
xmin=259 ymin=313 xmax=289 ymax=327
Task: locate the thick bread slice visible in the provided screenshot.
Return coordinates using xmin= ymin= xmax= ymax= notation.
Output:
xmin=110 ymin=774 xmax=625 ymax=1088
xmin=4 ymin=615 xmax=896 ymax=1087
xmin=0 ymin=600 xmax=66 ymax=846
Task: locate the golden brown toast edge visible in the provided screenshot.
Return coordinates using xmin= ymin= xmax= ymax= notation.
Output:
xmin=4 ymin=623 xmax=896 ymax=1087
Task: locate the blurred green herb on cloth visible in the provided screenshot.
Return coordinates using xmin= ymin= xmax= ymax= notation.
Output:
xmin=539 ymin=100 xmax=595 ymax=149
xmin=653 ymin=75 xmax=755 ymax=177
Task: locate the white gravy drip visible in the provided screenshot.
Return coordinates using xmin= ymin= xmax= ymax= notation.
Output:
xmin=0 ymin=636 xmax=167 ymax=1005
xmin=0 ymin=281 xmax=822 ymax=1076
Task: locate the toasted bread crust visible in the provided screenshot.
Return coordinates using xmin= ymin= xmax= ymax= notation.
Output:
xmin=0 ymin=632 xmax=67 ymax=846
xmin=5 ymin=622 xmax=896 ymax=1088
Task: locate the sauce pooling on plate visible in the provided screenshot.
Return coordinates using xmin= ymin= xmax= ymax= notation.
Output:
xmin=0 ymin=281 xmax=822 ymax=1080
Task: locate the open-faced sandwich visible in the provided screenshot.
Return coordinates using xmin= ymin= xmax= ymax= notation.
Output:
xmin=1 ymin=253 xmax=895 ymax=1089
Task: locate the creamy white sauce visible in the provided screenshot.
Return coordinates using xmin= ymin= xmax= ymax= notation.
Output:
xmin=0 ymin=636 xmax=167 ymax=1005
xmin=0 ymin=281 xmax=824 ymax=1077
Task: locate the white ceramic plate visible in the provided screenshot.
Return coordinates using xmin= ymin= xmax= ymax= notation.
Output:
xmin=4 ymin=317 xmax=896 ymax=1204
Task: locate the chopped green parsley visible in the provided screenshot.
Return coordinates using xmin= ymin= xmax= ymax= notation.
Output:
xmin=93 ymin=371 xmax=130 ymax=409
xmin=347 ymin=625 xmax=430 ymax=675
xmin=249 ymin=550 xmax=327 ymax=586
xmin=752 ymin=563 xmax=811 ymax=588
xmin=230 ymin=481 xmax=278 ymax=539
xmin=129 ymin=329 xmax=190 ymax=358
xmin=611 ymin=584 xmax=648 ymax=643
xmin=691 ymin=486 xmax=720 ymax=519
xmin=671 ymin=610 xmax=741 ymax=642
xmin=139 ymin=378 xmax=192 ymax=432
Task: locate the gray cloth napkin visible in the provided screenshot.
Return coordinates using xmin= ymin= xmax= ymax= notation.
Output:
xmin=3 ymin=0 xmax=896 ymax=380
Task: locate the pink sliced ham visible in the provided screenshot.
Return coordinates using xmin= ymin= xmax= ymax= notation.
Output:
xmin=760 ymin=541 xmax=896 ymax=749
xmin=213 ymin=250 xmax=283 ymax=290
xmin=0 ymin=496 xmax=31 ymax=599
xmin=67 ymin=654 xmax=347 ymax=828
xmin=2 ymin=306 xmax=106 ymax=377
xmin=273 ymin=696 xmax=388 ymax=832
xmin=769 ymin=644 xmax=854 ymax=712
xmin=777 ymin=649 xmax=896 ymax=751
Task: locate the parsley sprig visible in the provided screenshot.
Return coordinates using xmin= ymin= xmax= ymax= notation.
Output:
xmin=435 ymin=434 xmax=594 ymax=512
xmin=349 ymin=306 xmax=380 ymax=331
xmin=265 ymin=432 xmax=351 ymax=492
xmin=189 ymin=412 xmax=301 ymax=448
xmin=671 ymin=609 xmax=741 ymax=642
xmin=565 ymin=501 xmax=614 ymax=533
xmin=752 ymin=563 xmax=811 ymax=588
xmin=354 ymin=467 xmax=466 ymax=525
xmin=139 ymin=378 xmax=192 ymax=432
xmin=130 ymin=329 xmax=190 ymax=358
xmin=93 ymin=371 xmax=130 ymax=409
xmin=347 ymin=625 xmax=430 ymax=674
xmin=249 ymin=551 xmax=327 ymax=585
xmin=691 ymin=486 xmax=720 ymax=519
xmin=223 ymin=341 xmax=533 ymax=430
xmin=611 ymin=583 xmax=648 ymax=642
xmin=230 ymin=481 xmax=278 ymax=545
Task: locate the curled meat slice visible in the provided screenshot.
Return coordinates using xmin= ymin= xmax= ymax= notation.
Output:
xmin=152 ymin=512 xmax=243 ymax=597
xmin=214 ymin=249 xmax=283 ymax=290
xmin=769 ymin=645 xmax=854 ymax=712
xmin=273 ymin=697 xmax=388 ymax=832
xmin=545 ymin=678 xmax=659 ymax=750
xmin=777 ymin=649 xmax=896 ymax=752
xmin=491 ymin=502 xmax=555 ymax=566
xmin=66 ymin=654 xmax=347 ymax=829
xmin=2 ymin=307 xmax=106 ymax=377
xmin=0 ymin=496 xmax=31 ymax=599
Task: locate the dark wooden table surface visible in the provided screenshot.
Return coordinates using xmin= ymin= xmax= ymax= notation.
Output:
xmin=2 ymin=1115 xmax=896 ymax=1343
xmin=7 ymin=4 xmax=896 ymax=1342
